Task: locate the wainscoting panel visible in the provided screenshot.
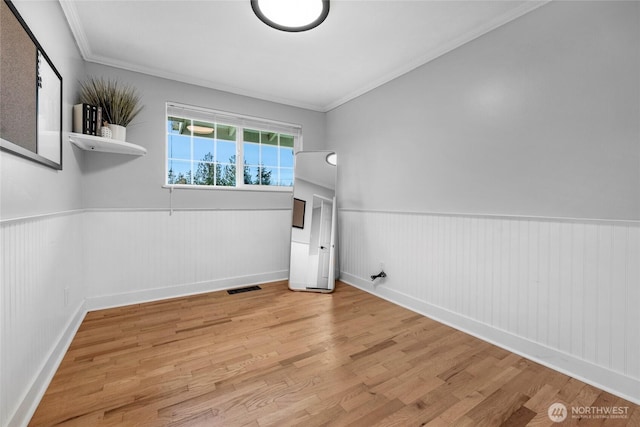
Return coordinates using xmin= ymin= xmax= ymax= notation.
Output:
xmin=0 ymin=211 xmax=85 ymax=427
xmin=339 ymin=209 xmax=640 ymax=403
xmin=83 ymin=209 xmax=292 ymax=310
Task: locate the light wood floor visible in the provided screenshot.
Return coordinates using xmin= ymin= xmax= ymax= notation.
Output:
xmin=31 ymin=281 xmax=638 ymax=426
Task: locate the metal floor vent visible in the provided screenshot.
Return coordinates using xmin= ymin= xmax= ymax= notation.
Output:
xmin=227 ymin=285 xmax=262 ymax=295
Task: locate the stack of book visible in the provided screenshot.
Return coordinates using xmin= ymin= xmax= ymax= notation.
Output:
xmin=73 ymin=103 xmax=103 ymax=136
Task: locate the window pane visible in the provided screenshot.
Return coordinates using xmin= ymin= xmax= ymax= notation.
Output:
xmin=246 ymin=165 xmax=274 ymax=185
xmin=279 ymin=168 xmax=294 ymax=186
xmin=168 ymin=116 xmax=186 ymax=134
xmin=193 ymin=161 xmax=216 ymax=185
xmin=242 ymin=131 xmax=296 ymax=186
xmin=217 ymin=140 xmax=236 ymax=163
xmin=216 ymin=124 xmax=236 ymax=141
xmin=217 ymin=162 xmax=236 ymax=186
xmin=261 ymin=144 xmax=278 ymax=167
xmin=280 ymin=134 xmax=294 ymax=148
xmin=256 ymin=166 xmax=273 ymax=185
xmin=168 ymin=134 xmax=190 ymax=160
xmin=244 ymin=142 xmax=259 ymax=165
xmin=193 ymin=137 xmax=214 ymax=162
xmin=245 ymin=166 xmax=258 ymax=184
xmin=168 ymin=160 xmax=192 ymax=184
xmin=261 ymin=131 xmax=278 ymax=146
xmin=280 ymin=147 xmax=294 ymax=167
xmin=244 ymin=129 xmax=259 ymax=143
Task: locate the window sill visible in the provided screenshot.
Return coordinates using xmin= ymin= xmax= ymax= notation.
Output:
xmin=162 ymin=184 xmax=293 ymax=193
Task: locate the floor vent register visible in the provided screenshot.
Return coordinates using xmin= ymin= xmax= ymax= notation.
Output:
xmin=227 ymin=285 xmax=262 ymax=295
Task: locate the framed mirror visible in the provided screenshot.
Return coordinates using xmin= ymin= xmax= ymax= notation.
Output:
xmin=288 ymin=151 xmax=337 ymax=293
xmin=0 ymin=0 xmax=63 ymax=170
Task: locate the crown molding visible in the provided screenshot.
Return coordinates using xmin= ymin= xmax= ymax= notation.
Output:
xmin=82 ymin=52 xmax=327 ymax=112
xmin=58 ymin=0 xmax=92 ymax=60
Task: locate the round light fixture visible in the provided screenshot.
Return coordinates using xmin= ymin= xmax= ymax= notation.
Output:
xmin=251 ymin=0 xmax=329 ymax=32
xmin=326 ymin=152 xmax=337 ymax=166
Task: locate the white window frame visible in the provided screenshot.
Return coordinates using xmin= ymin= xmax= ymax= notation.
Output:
xmin=164 ymin=102 xmax=302 ymax=192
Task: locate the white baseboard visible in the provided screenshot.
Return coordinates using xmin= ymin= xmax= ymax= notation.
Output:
xmin=340 ymin=272 xmax=640 ymax=405
xmin=86 ymin=271 xmax=288 ymax=311
xmin=8 ymin=301 xmax=86 ymax=427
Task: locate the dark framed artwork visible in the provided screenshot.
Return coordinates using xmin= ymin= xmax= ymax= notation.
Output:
xmin=292 ymin=198 xmax=306 ymax=229
xmin=0 ymin=0 xmax=63 ymax=169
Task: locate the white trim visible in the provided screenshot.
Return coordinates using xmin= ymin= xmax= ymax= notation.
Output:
xmin=4 ymin=208 xmax=633 ymax=226
xmin=167 ymin=102 xmax=303 ymax=135
xmin=161 ymin=184 xmax=292 ymax=193
xmin=85 ymin=207 xmax=291 ymax=213
xmin=311 ymin=194 xmax=333 ymax=203
xmin=86 ymin=271 xmax=288 ymax=311
xmin=58 ymin=0 xmax=92 ymax=60
xmin=340 ymin=273 xmax=640 ymax=405
xmin=6 ymin=301 xmax=86 ymax=427
xmin=0 ymin=207 xmax=293 ymax=225
xmin=0 ymin=209 xmax=83 ymax=225
xmin=339 ymin=208 xmax=640 ymax=227
xmin=88 ymin=54 xmax=326 ymax=112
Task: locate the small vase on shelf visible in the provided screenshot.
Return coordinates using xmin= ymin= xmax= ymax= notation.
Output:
xmin=108 ymin=124 xmax=126 ymax=141
xmin=101 ymin=121 xmax=113 ymax=139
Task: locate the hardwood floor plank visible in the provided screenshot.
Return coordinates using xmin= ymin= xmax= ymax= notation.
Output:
xmin=500 ymin=405 xmax=536 ymax=425
xmin=465 ymin=389 xmax=529 ymax=425
xmin=29 ymin=281 xmax=638 ymax=426
xmin=431 ymin=391 xmax=485 ymax=425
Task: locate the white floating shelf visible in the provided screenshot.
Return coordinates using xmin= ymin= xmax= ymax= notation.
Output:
xmin=69 ymin=133 xmax=147 ymax=156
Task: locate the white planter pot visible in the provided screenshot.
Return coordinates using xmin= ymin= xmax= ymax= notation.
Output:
xmin=108 ymin=124 xmax=127 ymax=141
xmin=101 ymin=126 xmax=112 ymax=139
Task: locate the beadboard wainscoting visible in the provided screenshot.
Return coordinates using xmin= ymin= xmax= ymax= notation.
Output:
xmin=339 ymin=209 xmax=640 ymax=404
xmin=0 ymin=211 xmax=86 ymax=427
xmin=83 ymin=208 xmax=292 ymax=310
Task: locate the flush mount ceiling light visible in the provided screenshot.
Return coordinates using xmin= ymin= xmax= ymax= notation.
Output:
xmin=326 ymin=152 xmax=337 ymax=166
xmin=251 ymin=0 xmax=329 ymax=32
xmin=187 ymin=125 xmax=214 ymax=135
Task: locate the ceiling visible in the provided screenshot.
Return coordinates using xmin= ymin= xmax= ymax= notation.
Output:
xmin=60 ymin=0 xmax=547 ymax=112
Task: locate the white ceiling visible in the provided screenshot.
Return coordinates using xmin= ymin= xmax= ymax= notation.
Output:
xmin=60 ymin=0 xmax=547 ymax=112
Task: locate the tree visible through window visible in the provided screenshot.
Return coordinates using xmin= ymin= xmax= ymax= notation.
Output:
xmin=166 ymin=106 xmax=298 ymax=189
xmin=243 ymin=129 xmax=294 ymax=186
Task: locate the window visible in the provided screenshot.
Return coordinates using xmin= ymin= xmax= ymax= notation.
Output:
xmin=166 ymin=103 xmax=300 ymax=189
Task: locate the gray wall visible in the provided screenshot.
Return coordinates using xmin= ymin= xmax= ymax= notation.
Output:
xmin=81 ymin=63 xmax=326 ymax=210
xmin=327 ymin=0 xmax=639 ymax=221
xmin=0 ymin=2 xmax=86 ymax=426
xmin=0 ymin=2 xmax=85 ymax=220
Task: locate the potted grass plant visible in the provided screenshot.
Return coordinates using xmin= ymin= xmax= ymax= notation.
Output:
xmin=79 ymin=77 xmax=143 ymax=141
